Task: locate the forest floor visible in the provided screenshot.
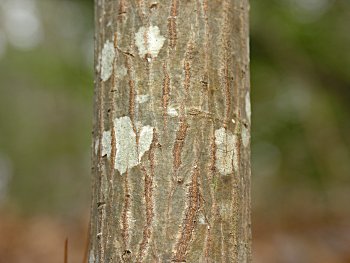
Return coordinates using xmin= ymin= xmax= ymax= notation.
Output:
xmin=0 ymin=212 xmax=349 ymax=263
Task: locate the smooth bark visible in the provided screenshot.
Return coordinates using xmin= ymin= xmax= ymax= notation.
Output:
xmin=90 ymin=0 xmax=251 ymax=262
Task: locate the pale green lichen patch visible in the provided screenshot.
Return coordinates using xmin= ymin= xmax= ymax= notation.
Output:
xmin=138 ymin=125 xmax=154 ymax=161
xmin=113 ymin=116 xmax=154 ymax=175
xmin=94 ymin=140 xmax=99 ymax=155
xmin=94 ymin=130 xmax=112 ymax=157
xmin=215 ymin=127 xmax=237 ymax=175
xmin=167 ymin=107 xmax=178 ymax=117
xmin=136 ymin=94 xmax=150 ymax=104
xmin=116 ymin=65 xmax=127 ymax=78
xmin=114 ymin=116 xmax=138 ymax=175
xmin=242 ymin=125 xmax=250 ymax=148
xmin=135 ymin=25 xmax=165 ymax=59
xmin=101 ymin=130 xmax=112 ymax=157
xmin=245 ymin=92 xmax=251 ymax=122
xmin=88 ymin=251 xmax=95 ymax=263
xmin=100 ymin=40 xmax=115 ymax=81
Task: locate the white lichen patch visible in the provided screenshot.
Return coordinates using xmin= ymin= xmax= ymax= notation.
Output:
xmin=113 ymin=116 xmax=154 ymax=175
xmin=136 ymin=94 xmax=150 ymax=104
xmin=215 ymin=127 xmax=237 ymax=175
xmin=88 ymin=250 xmax=95 ymax=263
xmin=100 ymin=40 xmax=115 ymax=81
xmin=138 ymin=126 xmax=154 ymax=161
xmin=101 ymin=130 xmax=112 ymax=157
xmin=135 ymin=25 xmax=165 ymax=59
xmin=94 ymin=140 xmax=99 ymax=155
xmin=198 ymin=214 xmax=206 ymax=225
xmin=114 ymin=116 xmax=138 ymax=175
xmin=96 ymin=54 xmax=101 ymax=73
xmin=242 ymin=125 xmax=250 ymax=148
xmin=245 ymin=92 xmax=251 ymax=123
xmin=167 ymin=107 xmax=178 ymax=117
xmin=117 ymin=65 xmax=127 ymax=78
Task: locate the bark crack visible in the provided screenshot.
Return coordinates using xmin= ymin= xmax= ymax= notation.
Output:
xmin=162 ymin=63 xmax=170 ymax=127
xmin=219 ymin=0 xmax=231 ymax=128
xmin=183 ymin=39 xmax=194 ymax=96
xmin=173 ymin=163 xmax=201 ymax=262
xmin=172 ymin=118 xmax=189 ymax=172
xmin=168 ymin=0 xmax=178 ymax=49
xmin=137 ymin=130 xmax=157 ymax=262
xmin=126 ymin=56 xmax=137 ymax=132
xmin=121 ymin=171 xmax=131 ymax=258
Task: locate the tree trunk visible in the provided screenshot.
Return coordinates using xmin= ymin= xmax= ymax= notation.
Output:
xmin=89 ymin=0 xmax=251 ymax=262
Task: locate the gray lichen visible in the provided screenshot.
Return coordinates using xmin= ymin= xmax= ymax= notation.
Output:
xmin=113 ymin=116 xmax=154 ymax=175
xmin=100 ymin=40 xmax=115 ymax=81
xmin=135 ymin=25 xmax=165 ymax=59
xmin=215 ymin=127 xmax=237 ymax=175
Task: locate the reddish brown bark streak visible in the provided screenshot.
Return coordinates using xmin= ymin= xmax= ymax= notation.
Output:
xmin=126 ymin=57 xmax=136 ymax=129
xmin=119 ymin=0 xmax=127 ymax=15
xmin=173 ymin=119 xmax=189 ymax=171
xmin=221 ymin=1 xmax=231 ymax=128
xmin=137 ymin=131 xmax=157 ymax=262
xmin=168 ymin=0 xmax=178 ymax=49
xmin=183 ymin=40 xmax=193 ymax=96
xmin=173 ymin=164 xmax=201 ymax=262
xmin=122 ymin=172 xmax=130 ymax=251
xmin=162 ymin=63 xmax=170 ymax=126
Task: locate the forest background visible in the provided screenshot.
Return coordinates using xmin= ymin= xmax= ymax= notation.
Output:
xmin=0 ymin=0 xmax=349 ymax=262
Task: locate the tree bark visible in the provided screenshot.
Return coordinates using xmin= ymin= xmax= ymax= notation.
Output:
xmin=89 ymin=0 xmax=251 ymax=262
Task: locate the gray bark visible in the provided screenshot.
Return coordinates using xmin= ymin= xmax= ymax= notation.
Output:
xmin=89 ymin=0 xmax=251 ymax=262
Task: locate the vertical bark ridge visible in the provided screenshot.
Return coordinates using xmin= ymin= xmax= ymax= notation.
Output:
xmin=121 ymin=171 xmax=131 ymax=258
xmin=203 ymin=128 xmax=217 ymax=261
xmin=233 ymin=116 xmax=242 ymax=261
xmin=220 ymin=221 xmax=225 ymax=263
xmin=219 ymin=0 xmax=231 ymax=128
xmin=173 ymin=162 xmax=201 ymax=262
xmin=136 ymin=0 xmax=146 ymax=22
xmin=183 ymin=38 xmax=194 ymax=97
xmin=167 ymin=0 xmax=178 ymax=49
xmin=162 ymin=63 xmax=170 ymax=128
xmin=137 ymin=130 xmax=157 ymax=262
xmin=126 ymin=56 xmax=136 ymax=130
xmin=201 ymin=0 xmax=210 ymax=112
xmin=166 ymin=116 xmax=189 ymax=239
xmin=95 ymin=1 xmax=107 ymax=261
xmin=172 ymin=118 xmax=189 ymax=172
xmin=97 ymin=199 xmax=106 ymax=263
xmin=119 ymin=0 xmax=127 ymax=17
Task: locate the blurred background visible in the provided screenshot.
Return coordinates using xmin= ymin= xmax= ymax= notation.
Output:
xmin=0 ymin=0 xmax=349 ymax=262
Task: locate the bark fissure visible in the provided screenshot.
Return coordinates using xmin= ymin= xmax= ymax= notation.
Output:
xmin=126 ymin=56 xmax=136 ymax=129
xmin=168 ymin=0 xmax=178 ymax=49
xmin=137 ymin=131 xmax=157 ymax=262
xmin=173 ymin=163 xmax=201 ymax=262
xmin=162 ymin=63 xmax=170 ymax=127
xmin=172 ymin=118 xmax=189 ymax=172
xmin=183 ymin=39 xmax=194 ymax=96
xmin=220 ymin=0 xmax=231 ymax=128
xmin=122 ymin=171 xmax=131 ymax=255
